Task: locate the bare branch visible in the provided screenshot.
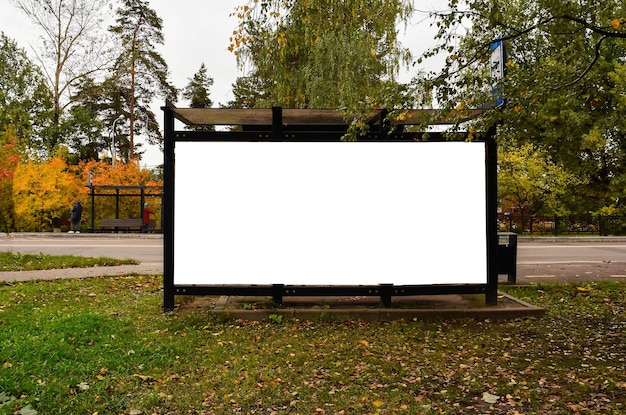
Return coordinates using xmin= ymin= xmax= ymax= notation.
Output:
xmin=10 ymin=0 xmax=112 ymax=124
xmin=556 ymin=35 xmax=610 ymax=90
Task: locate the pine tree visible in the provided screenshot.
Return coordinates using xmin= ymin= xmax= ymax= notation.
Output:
xmin=109 ymin=0 xmax=177 ymax=159
xmin=183 ymin=63 xmax=214 ymax=109
xmin=182 ymin=63 xmax=215 ymax=132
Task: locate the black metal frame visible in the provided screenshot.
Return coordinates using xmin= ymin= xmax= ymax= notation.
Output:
xmin=162 ymin=103 xmax=498 ymax=310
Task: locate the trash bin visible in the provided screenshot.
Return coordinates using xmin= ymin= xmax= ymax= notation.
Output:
xmin=497 ymin=232 xmax=518 ymax=283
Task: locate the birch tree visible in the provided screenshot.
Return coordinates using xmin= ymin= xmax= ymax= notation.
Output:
xmin=9 ymin=0 xmax=111 ymax=129
xmin=229 ymin=0 xmax=418 ymax=112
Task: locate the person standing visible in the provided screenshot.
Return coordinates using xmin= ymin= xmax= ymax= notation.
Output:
xmin=69 ymin=201 xmax=83 ymax=233
xmin=142 ymin=202 xmax=154 ymax=233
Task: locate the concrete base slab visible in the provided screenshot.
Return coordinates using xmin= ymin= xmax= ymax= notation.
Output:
xmin=209 ymin=291 xmax=544 ymax=321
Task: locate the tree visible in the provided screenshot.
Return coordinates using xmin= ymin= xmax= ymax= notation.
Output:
xmin=0 ymin=128 xmax=21 ymax=233
xmin=183 ymin=63 xmax=213 ymax=109
xmin=498 ymin=142 xmax=574 ymax=232
xmin=0 ymin=32 xmax=53 ymax=155
xmin=109 ymin=0 xmax=177 ymax=159
xmin=12 ymin=156 xmax=85 ymax=231
xmin=226 ymin=75 xmax=271 ymax=109
xmin=67 ymin=75 xmax=127 ymax=163
xmin=426 ymin=0 xmax=626 ymax=214
xmin=9 ymin=0 xmax=111 ymax=130
xmin=59 ymin=105 xmax=106 ymax=163
xmin=229 ymin=0 xmax=417 ymax=116
xmin=182 ymin=63 xmax=214 ymax=131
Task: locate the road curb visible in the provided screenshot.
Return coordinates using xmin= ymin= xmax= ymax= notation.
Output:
xmin=0 ymin=232 xmax=163 ymax=239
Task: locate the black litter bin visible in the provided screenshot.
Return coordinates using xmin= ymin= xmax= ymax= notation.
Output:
xmin=497 ymin=232 xmax=518 ymax=283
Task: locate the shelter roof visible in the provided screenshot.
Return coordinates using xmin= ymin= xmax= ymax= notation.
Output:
xmin=169 ymin=107 xmax=485 ymax=127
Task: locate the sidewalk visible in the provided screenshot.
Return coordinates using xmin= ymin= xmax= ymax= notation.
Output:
xmin=0 ymin=262 xmax=162 ymax=282
xmin=0 ymin=232 xmax=163 ymax=239
xmin=0 ymin=232 xmax=163 ymax=281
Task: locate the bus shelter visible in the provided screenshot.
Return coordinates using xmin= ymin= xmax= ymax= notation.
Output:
xmin=87 ymin=185 xmax=163 ymax=232
xmin=162 ymin=103 xmax=497 ymax=310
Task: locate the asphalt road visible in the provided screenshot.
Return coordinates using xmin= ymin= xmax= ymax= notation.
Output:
xmin=0 ymin=235 xmax=162 ymax=263
xmin=519 ymin=241 xmax=626 ymax=265
xmin=1 ymin=234 xmax=625 ymax=283
xmin=516 ymin=240 xmax=626 ymax=282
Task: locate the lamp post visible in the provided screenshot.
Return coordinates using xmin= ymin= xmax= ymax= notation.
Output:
xmin=111 ymin=115 xmax=124 ymax=166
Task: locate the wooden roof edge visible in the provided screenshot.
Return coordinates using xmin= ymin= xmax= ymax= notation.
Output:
xmin=169 ymin=107 xmax=487 ymax=126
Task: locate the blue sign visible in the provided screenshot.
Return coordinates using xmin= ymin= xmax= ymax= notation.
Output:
xmin=490 ymin=37 xmax=505 ymax=107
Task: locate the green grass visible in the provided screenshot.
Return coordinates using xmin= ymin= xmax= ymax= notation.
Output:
xmin=0 ymin=252 xmax=138 ymax=271
xmin=0 ymin=277 xmax=625 ymax=414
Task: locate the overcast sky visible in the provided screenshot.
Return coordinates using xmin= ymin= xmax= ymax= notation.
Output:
xmin=0 ymin=0 xmax=447 ymax=168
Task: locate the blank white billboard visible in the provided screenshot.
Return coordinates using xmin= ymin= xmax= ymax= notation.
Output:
xmin=174 ymin=141 xmax=487 ymax=286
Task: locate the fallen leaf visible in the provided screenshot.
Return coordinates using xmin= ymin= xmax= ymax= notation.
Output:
xmin=76 ymin=382 xmax=90 ymax=391
xmin=18 ymin=404 xmax=38 ymax=415
xmin=133 ymin=374 xmax=156 ymax=383
xmin=483 ymin=392 xmax=500 ymax=404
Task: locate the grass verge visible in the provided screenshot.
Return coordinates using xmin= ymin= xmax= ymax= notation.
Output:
xmin=0 ymin=277 xmax=624 ymax=414
xmin=0 ymin=252 xmax=138 ymax=272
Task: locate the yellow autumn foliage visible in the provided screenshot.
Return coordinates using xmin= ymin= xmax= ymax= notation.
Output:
xmin=13 ymin=157 xmax=85 ymax=231
xmin=10 ymin=158 xmax=162 ymax=232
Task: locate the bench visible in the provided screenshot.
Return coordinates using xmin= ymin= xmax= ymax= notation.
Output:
xmin=101 ymin=218 xmax=143 ymax=232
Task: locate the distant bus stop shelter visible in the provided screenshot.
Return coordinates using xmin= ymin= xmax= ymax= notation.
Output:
xmin=162 ymin=104 xmax=497 ymax=310
xmin=87 ymin=185 xmax=163 ymax=232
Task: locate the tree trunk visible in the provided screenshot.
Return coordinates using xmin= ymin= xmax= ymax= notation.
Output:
xmin=129 ymin=57 xmax=135 ymax=160
xmin=129 ymin=14 xmax=144 ymax=161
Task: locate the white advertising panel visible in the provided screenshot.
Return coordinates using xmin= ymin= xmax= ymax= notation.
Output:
xmin=174 ymin=141 xmax=487 ymax=286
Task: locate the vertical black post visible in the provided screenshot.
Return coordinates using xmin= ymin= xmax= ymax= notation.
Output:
xmin=90 ymin=186 xmax=95 ymax=232
xmin=115 ymin=188 xmax=120 ymax=219
xmin=140 ymin=187 xmax=145 ymax=233
xmin=114 ymin=188 xmax=120 ymax=233
xmin=140 ymin=187 xmax=145 ymax=220
xmin=486 ymin=127 xmax=499 ymax=305
xmin=379 ymin=284 xmax=393 ymax=308
xmin=599 ymin=214 xmax=605 ymax=236
xmin=554 ymin=215 xmax=559 ymax=236
xmin=507 ymin=233 xmax=518 ymax=284
xmin=160 ymin=194 xmax=164 ymax=233
xmin=272 ymin=284 xmax=284 ymax=305
xmin=162 ymin=101 xmax=176 ymax=310
xmin=271 ymin=106 xmax=282 ymax=141
xmin=267 ymin=106 xmax=281 ymax=308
